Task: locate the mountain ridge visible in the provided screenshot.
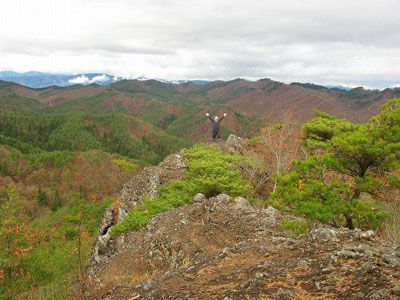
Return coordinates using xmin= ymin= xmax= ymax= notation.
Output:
xmin=0 ymin=70 xmax=395 ymax=91
xmin=1 ymin=76 xmax=399 ymax=145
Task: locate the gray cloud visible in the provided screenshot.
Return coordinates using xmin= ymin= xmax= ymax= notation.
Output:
xmin=0 ymin=0 xmax=399 ymax=88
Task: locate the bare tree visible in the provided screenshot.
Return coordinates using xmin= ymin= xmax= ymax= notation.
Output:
xmin=240 ymin=150 xmax=273 ymax=197
xmin=240 ymin=114 xmax=302 ymax=198
xmin=259 ymin=115 xmax=301 ymax=193
xmin=69 ymin=211 xmax=89 ymax=300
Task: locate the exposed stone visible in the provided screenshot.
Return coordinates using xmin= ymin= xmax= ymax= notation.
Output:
xmin=334 ymin=249 xmax=362 ymax=259
xmin=255 ymin=272 xmax=265 ymax=279
xmin=158 ymin=152 xmax=186 ymax=170
xmin=362 ymin=261 xmax=379 ymax=273
xmin=360 ymin=230 xmax=375 ymax=240
xmin=264 ymin=205 xmax=279 ymax=217
xmin=259 ymin=206 xmax=280 ymax=227
xmin=234 ymin=197 xmax=254 ymax=211
xmin=98 ymin=205 xmax=115 ymax=236
xmin=88 ymin=191 xmax=400 ymax=299
xmin=89 ymin=206 xmax=117 ymax=274
xmin=356 ymin=244 xmax=376 ymax=254
xmin=141 ymin=279 xmax=157 ymax=292
xmin=227 ymin=134 xmax=246 ymax=150
xmin=216 ymin=134 xmax=247 ymax=154
xmin=215 ymin=193 xmax=231 ymax=203
xmin=297 ymin=259 xmax=310 ymax=267
xmin=193 ymin=193 xmax=206 ymax=203
xmin=382 ymin=253 xmax=400 ymax=268
xmin=310 ymin=228 xmax=337 ymax=242
xmin=88 ymin=152 xmax=187 ymax=274
xmin=342 ymin=264 xmax=355 ymax=274
xmin=271 ymin=287 xmax=294 ymax=300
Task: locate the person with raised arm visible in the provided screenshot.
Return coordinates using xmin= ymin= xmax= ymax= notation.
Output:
xmin=205 ymin=112 xmax=227 ymax=140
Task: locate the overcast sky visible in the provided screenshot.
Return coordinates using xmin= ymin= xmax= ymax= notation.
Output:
xmin=1 ymin=0 xmax=399 ymax=88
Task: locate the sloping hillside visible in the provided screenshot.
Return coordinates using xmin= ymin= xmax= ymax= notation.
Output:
xmin=0 ymin=144 xmax=141 ymax=299
xmin=0 ymin=145 xmax=136 ymax=213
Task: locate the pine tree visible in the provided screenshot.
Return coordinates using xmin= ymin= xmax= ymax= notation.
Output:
xmin=272 ymin=98 xmax=400 ymax=229
xmin=37 ymin=188 xmax=48 ymax=205
xmin=52 ymin=189 xmax=62 ymax=211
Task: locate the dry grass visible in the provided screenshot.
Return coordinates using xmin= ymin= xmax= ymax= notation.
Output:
xmin=382 ymin=197 xmax=400 ymax=245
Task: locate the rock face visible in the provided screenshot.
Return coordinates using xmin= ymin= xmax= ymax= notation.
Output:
xmin=88 ymin=137 xmax=400 ymax=299
xmin=119 ymin=152 xmax=187 ymax=222
xmin=88 ymin=152 xmax=187 ymax=271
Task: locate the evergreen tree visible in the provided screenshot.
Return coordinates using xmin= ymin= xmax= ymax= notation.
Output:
xmin=272 ymin=98 xmax=400 ymax=229
xmin=79 ymin=184 xmax=88 ymax=201
xmin=52 ymin=189 xmax=62 ymax=211
xmin=37 ymin=188 xmax=48 ymax=205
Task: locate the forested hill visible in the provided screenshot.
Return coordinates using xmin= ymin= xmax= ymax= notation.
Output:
xmin=1 ymin=77 xmax=398 ymax=168
xmin=2 ymin=76 xmax=399 ymax=171
xmin=108 ymin=78 xmax=398 ymax=124
xmin=1 ymin=78 xmax=400 ymax=142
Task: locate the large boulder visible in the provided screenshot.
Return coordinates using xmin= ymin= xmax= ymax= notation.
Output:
xmin=216 ymin=134 xmax=247 ymax=154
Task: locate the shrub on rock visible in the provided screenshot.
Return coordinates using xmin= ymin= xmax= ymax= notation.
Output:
xmin=111 ymin=145 xmax=251 ymax=236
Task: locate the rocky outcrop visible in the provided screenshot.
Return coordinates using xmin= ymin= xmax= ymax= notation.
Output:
xmin=87 ymin=136 xmax=399 ymax=299
xmin=88 ymin=193 xmax=400 ymax=299
xmin=89 ymin=135 xmax=248 ymax=272
xmin=217 ymin=134 xmax=248 ymax=154
xmin=119 ymin=152 xmax=186 ymax=222
xmin=89 ymin=151 xmax=187 ymax=271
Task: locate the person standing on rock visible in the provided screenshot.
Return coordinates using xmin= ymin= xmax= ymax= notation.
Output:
xmin=206 ymin=112 xmax=227 ymax=140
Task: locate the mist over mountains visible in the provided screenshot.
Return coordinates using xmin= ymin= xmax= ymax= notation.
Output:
xmin=0 ymin=71 xmax=120 ymax=88
xmin=0 ymin=70 xmax=373 ymax=90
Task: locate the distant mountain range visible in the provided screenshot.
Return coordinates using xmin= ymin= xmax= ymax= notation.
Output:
xmin=0 ymin=71 xmax=359 ymax=90
xmin=0 ymin=71 xmax=215 ymax=88
xmin=0 ymin=71 xmax=121 ymax=88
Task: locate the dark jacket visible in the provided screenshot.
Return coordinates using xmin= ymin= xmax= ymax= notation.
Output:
xmin=208 ymin=115 xmax=225 ymax=132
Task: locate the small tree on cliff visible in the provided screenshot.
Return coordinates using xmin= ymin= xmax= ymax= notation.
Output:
xmin=272 ymin=98 xmax=400 ymax=229
xmin=304 ymin=100 xmax=400 ymax=197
